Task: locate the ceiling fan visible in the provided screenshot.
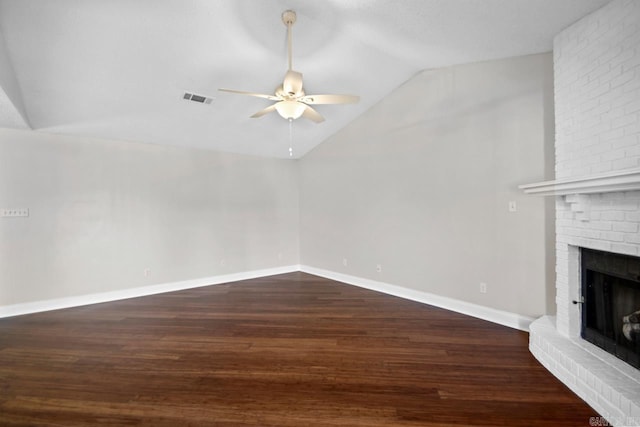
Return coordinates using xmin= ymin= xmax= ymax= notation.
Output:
xmin=219 ymin=10 xmax=359 ymax=123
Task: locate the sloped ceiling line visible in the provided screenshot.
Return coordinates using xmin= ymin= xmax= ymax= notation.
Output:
xmin=0 ymin=0 xmax=611 ymax=158
xmin=0 ymin=26 xmax=30 ymax=129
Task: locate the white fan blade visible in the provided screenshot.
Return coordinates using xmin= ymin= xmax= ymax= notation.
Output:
xmin=250 ymin=104 xmax=277 ymax=118
xmin=218 ymin=88 xmax=281 ymax=101
xmin=298 ymin=94 xmax=359 ymax=105
xmin=283 ymin=70 xmax=303 ymax=96
xmin=302 ymin=105 xmax=325 ymax=123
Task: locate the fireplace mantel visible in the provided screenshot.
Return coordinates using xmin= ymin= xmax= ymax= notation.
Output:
xmin=519 ymin=168 xmax=640 ymax=196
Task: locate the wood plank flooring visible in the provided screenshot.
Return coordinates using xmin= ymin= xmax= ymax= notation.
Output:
xmin=0 ymin=272 xmax=598 ymax=426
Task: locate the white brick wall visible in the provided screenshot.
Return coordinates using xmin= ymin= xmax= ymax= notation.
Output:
xmin=530 ymin=1 xmax=640 ymax=425
xmin=554 ymin=0 xmax=640 ymax=180
xmin=554 ymin=0 xmax=640 ymax=335
xmin=557 ymin=192 xmax=640 ymax=258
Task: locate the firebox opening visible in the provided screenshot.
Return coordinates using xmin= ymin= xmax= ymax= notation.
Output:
xmin=581 ymin=248 xmax=640 ymax=369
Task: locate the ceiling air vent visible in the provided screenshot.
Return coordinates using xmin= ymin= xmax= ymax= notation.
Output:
xmin=183 ymin=92 xmax=214 ymax=105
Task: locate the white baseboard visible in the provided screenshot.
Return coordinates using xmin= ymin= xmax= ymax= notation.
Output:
xmin=300 ymin=265 xmax=534 ymax=332
xmin=1 ymin=264 xmax=534 ymax=331
xmin=0 ymin=265 xmax=300 ymax=318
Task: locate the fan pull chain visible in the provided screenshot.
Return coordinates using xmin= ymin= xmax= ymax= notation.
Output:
xmin=288 ymin=118 xmax=293 ymax=157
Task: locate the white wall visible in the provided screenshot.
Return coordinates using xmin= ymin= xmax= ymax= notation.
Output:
xmin=299 ymin=53 xmax=555 ymax=318
xmin=0 ymin=53 xmax=556 ymax=320
xmin=0 ymin=128 xmax=299 ymax=306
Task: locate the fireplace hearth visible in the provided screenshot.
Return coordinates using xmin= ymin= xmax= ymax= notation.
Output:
xmin=581 ymin=248 xmax=640 ymax=369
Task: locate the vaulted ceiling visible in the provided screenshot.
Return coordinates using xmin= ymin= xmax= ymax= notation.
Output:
xmin=0 ymin=0 xmax=610 ymax=158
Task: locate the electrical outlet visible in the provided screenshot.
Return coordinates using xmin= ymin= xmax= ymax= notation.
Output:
xmin=343 ymin=258 xmax=348 ymax=267
xmin=376 ymin=264 xmax=382 ymax=273
xmin=1 ymin=208 xmax=29 ymax=218
xmin=480 ymin=282 xmax=487 ymax=294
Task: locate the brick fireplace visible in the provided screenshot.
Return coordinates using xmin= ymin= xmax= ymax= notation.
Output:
xmin=522 ymin=0 xmax=640 ymax=424
xmin=529 ymin=191 xmax=640 ymax=424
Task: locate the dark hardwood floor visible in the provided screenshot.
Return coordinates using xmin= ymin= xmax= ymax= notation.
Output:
xmin=0 ymin=272 xmax=597 ymax=426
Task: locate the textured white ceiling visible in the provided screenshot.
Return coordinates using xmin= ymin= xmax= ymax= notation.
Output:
xmin=0 ymin=0 xmax=610 ymax=158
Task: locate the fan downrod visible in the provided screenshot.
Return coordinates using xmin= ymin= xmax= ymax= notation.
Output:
xmin=282 ymin=10 xmax=296 ymax=26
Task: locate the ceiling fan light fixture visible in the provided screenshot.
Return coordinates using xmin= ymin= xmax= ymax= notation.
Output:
xmin=275 ymin=100 xmax=306 ymax=120
xmin=217 ymin=9 xmax=358 ymax=126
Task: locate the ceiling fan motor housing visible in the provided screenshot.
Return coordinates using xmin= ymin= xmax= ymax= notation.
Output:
xmin=283 ymin=70 xmax=303 ymax=96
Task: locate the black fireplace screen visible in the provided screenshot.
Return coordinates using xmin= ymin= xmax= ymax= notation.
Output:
xmin=581 ymin=248 xmax=640 ymax=369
